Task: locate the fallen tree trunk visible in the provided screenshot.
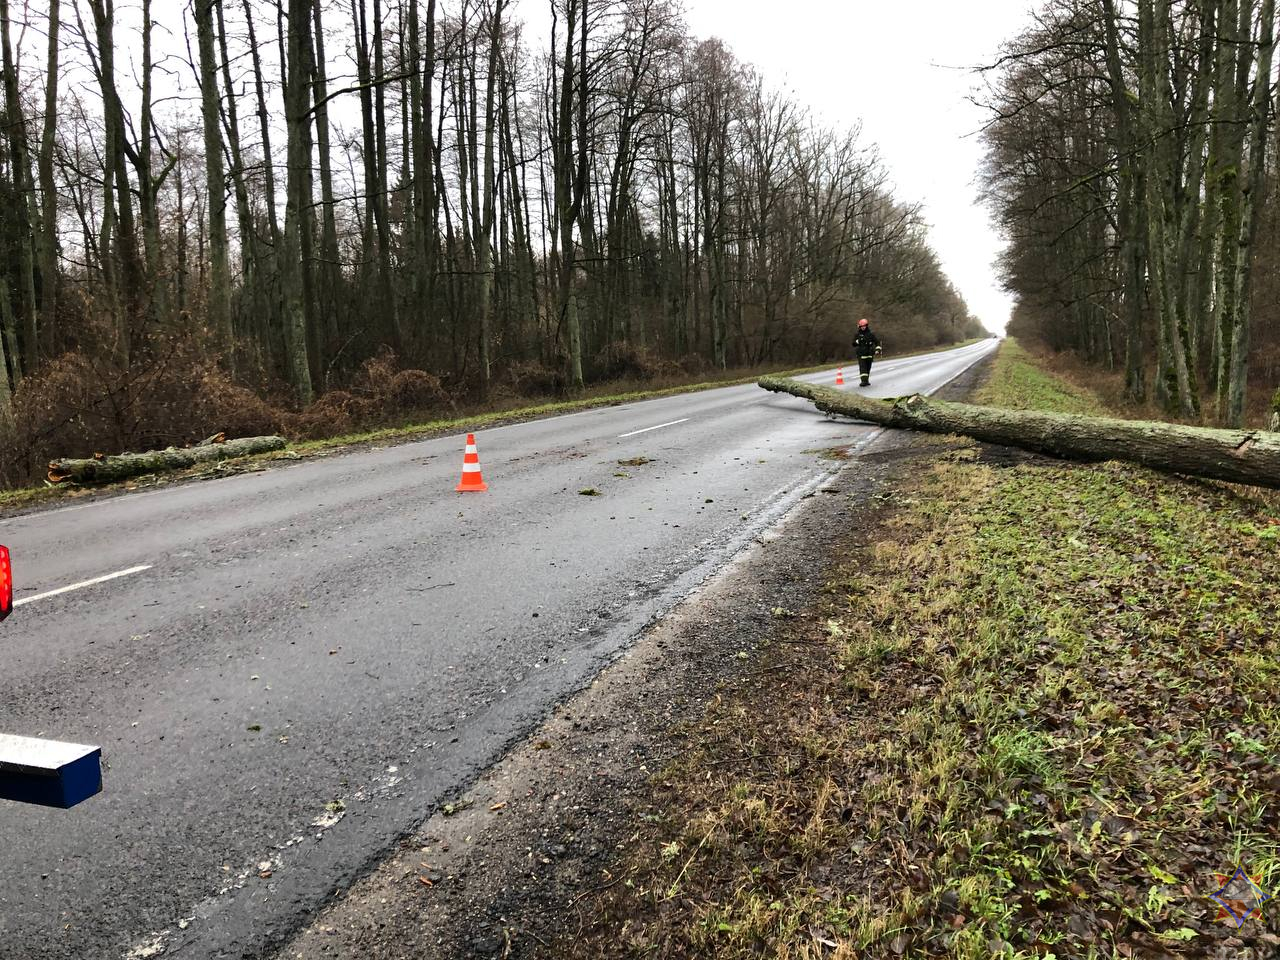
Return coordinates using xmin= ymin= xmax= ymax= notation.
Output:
xmin=759 ymin=376 xmax=1280 ymax=489
xmin=48 ymin=435 xmax=288 ymax=485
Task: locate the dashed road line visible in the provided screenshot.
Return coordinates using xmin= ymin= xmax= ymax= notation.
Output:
xmin=14 ymin=564 xmax=153 ymax=607
xmin=617 ymin=418 xmax=690 ymax=439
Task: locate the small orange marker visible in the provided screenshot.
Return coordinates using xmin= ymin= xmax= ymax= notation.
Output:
xmin=455 ymin=433 xmax=488 ymax=492
xmin=836 ymin=367 xmax=845 ymax=386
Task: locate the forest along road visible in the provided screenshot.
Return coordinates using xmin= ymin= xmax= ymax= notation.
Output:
xmin=0 ymin=340 xmax=996 ymax=960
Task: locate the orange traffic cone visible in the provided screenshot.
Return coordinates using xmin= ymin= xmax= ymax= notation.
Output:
xmin=455 ymin=433 xmax=489 ymax=492
xmin=836 ymin=367 xmax=845 ymax=386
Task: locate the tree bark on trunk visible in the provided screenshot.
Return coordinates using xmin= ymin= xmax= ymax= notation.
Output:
xmin=36 ymin=0 xmax=60 ymax=357
xmin=85 ymin=0 xmax=142 ymax=364
xmin=553 ymin=0 xmax=588 ymax=390
xmin=196 ymin=0 xmax=233 ymax=358
xmin=282 ymin=0 xmax=316 ymax=404
xmin=1211 ymin=0 xmax=1248 ymax=411
xmin=1 ymin=0 xmax=40 ymax=375
xmin=244 ymin=0 xmax=282 ymax=251
xmin=310 ymin=0 xmax=341 ymax=371
xmin=48 ymin=436 xmax=289 ymax=485
xmin=476 ymin=0 xmax=506 ymax=398
xmin=0 ymin=287 xmax=13 ymax=425
xmin=1226 ymin=0 xmax=1275 ymax=426
xmin=759 ymin=376 xmax=1280 ymax=488
xmin=1139 ymin=0 xmax=1198 ymax=416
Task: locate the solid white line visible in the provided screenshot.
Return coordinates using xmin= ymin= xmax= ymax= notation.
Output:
xmin=617 ymin=418 xmax=690 ymax=439
xmin=14 ymin=564 xmax=153 ymax=607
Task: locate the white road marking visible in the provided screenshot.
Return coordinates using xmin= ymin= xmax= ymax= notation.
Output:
xmin=14 ymin=564 xmax=153 ymax=607
xmin=617 ymin=418 xmax=690 ymax=439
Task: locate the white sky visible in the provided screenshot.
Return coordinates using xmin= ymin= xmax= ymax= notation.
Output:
xmin=679 ymin=0 xmax=1035 ymax=333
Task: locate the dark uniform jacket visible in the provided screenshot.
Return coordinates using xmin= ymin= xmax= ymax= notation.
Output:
xmin=854 ymin=328 xmax=881 ymax=359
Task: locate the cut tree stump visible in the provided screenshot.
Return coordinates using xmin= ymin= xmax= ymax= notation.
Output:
xmin=759 ymin=376 xmax=1280 ymax=489
xmin=48 ymin=435 xmax=288 ymax=486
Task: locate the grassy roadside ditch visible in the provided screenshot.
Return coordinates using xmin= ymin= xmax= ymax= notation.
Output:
xmin=563 ymin=341 xmax=1280 ymax=958
xmin=0 ymin=340 xmax=986 ymax=515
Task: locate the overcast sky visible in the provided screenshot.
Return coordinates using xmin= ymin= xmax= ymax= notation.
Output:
xmin=679 ymin=0 xmax=1035 ymax=333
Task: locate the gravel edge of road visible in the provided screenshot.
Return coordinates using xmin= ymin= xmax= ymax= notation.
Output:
xmin=268 ymin=357 xmax=994 ymax=960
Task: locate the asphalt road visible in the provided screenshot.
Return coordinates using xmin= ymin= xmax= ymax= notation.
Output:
xmin=0 ymin=340 xmax=997 ymax=960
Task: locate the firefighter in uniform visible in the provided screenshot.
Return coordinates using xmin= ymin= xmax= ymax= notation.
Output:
xmin=854 ymin=318 xmax=882 ymax=386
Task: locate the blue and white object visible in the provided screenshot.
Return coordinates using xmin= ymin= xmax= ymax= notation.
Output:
xmin=0 ymin=734 xmax=102 ymax=808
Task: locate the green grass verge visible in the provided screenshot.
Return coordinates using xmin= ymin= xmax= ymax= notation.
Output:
xmin=0 ymin=486 xmax=63 ymax=512
xmin=975 ymin=338 xmax=1107 ymax=415
xmin=564 ymin=340 xmax=1280 ymax=958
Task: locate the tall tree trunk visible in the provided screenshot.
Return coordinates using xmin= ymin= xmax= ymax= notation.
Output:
xmin=36 ymin=0 xmax=60 ymax=357
xmin=1172 ymin=0 xmax=1217 ymax=377
xmin=132 ymin=0 xmax=166 ymax=325
xmin=282 ymin=0 xmax=316 ymax=403
xmin=1139 ymin=0 xmax=1198 ymax=416
xmin=0 ymin=293 xmax=13 ymax=426
xmin=423 ymin=0 xmax=439 ymax=347
xmin=553 ymin=0 xmax=588 ymax=390
xmin=476 ymin=0 xmax=507 ymax=397
xmin=371 ymin=0 xmax=398 ymax=347
xmin=1211 ymin=0 xmax=1248 ymax=415
xmin=216 ymin=0 xmax=259 ymax=362
xmin=196 ymin=0 xmax=233 ymax=358
xmin=1226 ymin=0 xmax=1275 ymax=425
xmin=0 ymin=0 xmax=39 ymax=374
xmin=407 ymin=0 xmax=428 ymax=349
xmin=501 ymin=50 xmax=537 ymax=346
xmin=351 ymin=0 xmax=396 ymax=348
xmin=312 ymin=0 xmax=341 ymax=370
xmin=86 ymin=0 xmax=141 ymax=363
xmin=244 ymin=0 xmax=282 ymax=251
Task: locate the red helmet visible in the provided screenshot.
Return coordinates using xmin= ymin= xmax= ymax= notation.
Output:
xmin=858 ymin=318 xmax=869 ymax=328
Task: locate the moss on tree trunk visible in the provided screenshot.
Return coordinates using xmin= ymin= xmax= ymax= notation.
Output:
xmin=760 ymin=376 xmax=1280 ymax=489
xmin=48 ymin=435 xmax=288 ymax=485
